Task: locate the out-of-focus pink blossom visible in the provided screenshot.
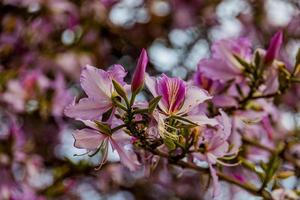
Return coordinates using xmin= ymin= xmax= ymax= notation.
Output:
xmin=198 ymin=38 xmax=252 ymax=83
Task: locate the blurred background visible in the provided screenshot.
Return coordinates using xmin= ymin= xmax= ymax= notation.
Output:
xmin=0 ymin=0 xmax=300 ymax=199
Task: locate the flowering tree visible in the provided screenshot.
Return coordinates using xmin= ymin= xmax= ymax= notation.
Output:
xmin=64 ymin=32 xmax=300 ymax=199
xmin=1 ymin=0 xmax=300 ymax=200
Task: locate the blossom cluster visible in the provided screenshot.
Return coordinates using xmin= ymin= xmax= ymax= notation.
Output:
xmin=1 ymin=0 xmax=300 ymax=199
xmin=65 ymin=31 xmax=300 ymax=199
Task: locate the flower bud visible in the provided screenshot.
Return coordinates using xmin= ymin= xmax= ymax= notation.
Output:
xmin=264 ymin=31 xmax=283 ymax=65
xmin=131 ymin=48 xmax=148 ymax=94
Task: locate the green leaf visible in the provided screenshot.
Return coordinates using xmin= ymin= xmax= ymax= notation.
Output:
xmin=102 ymin=107 xmax=113 ymax=122
xmin=164 ymin=138 xmax=176 ymax=150
xmin=233 ymin=54 xmax=252 ymax=73
xmin=148 ymin=96 xmax=161 ymax=113
xmin=112 ymin=79 xmax=127 ymax=100
xmin=254 ymin=51 xmax=261 ymax=69
xmin=94 ymin=121 xmax=111 ymax=134
xmin=292 ymin=48 xmax=300 ymax=76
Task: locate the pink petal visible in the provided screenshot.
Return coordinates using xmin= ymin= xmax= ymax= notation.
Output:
xmin=208 ymin=162 xmax=221 ymax=198
xmin=218 ymin=109 xmax=232 ymax=139
xmin=107 ymin=64 xmax=127 ymax=85
xmin=73 ymin=128 xmax=107 ymax=150
xmin=80 ymin=65 xmax=112 ymax=101
xmin=157 ymin=74 xmax=186 ymax=113
xmin=199 ymin=59 xmax=240 ymax=82
xmin=109 ymin=138 xmax=139 ymax=171
xmin=186 ymin=115 xmax=218 ymax=126
xmin=145 ymin=74 xmax=168 ymax=113
xmin=209 ymin=140 xmax=229 ymax=158
xmin=64 ymin=98 xmax=111 ymax=120
xmin=179 ymin=86 xmax=212 ymax=114
xmin=145 ymin=74 xmax=158 ymax=97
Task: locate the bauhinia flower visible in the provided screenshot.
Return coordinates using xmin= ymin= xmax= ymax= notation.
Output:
xmin=193 ymin=110 xmax=238 ymax=198
xmin=145 ymin=74 xmax=212 ymax=117
xmin=73 ymin=120 xmax=139 ymax=171
xmin=198 ymin=38 xmax=252 ymax=82
xmin=131 ymin=49 xmax=148 ymax=95
xmin=64 ymin=64 xmax=127 ymax=120
xmin=264 ymin=31 xmax=283 ymax=65
xmin=145 ymin=73 xmax=218 ymax=139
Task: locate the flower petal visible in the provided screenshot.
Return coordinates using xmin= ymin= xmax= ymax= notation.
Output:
xmin=157 ymin=74 xmax=186 ymax=114
xmin=109 ymin=138 xmax=140 ymax=171
xmin=107 ymin=64 xmax=127 ymax=85
xmin=179 ymin=86 xmax=211 ymax=114
xmin=208 ymin=161 xmax=221 ymax=199
xmin=145 ymin=74 xmax=158 ymax=96
xmin=64 ymin=98 xmax=111 ymax=120
xmin=186 ymin=115 xmax=218 ymax=126
xmin=73 ymin=128 xmax=106 ymax=150
xmin=80 ymin=65 xmax=112 ymax=101
xmin=145 ymin=74 xmax=168 ymax=113
xmin=198 ymin=59 xmax=240 ymax=82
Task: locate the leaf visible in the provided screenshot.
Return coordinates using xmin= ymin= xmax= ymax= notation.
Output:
xmin=94 ymin=120 xmax=111 ymax=135
xmin=102 ymin=107 xmax=113 ymax=122
xmin=254 ymin=51 xmax=261 ymax=69
xmin=164 ymin=138 xmax=176 ymax=150
xmin=148 ymin=96 xmax=161 ymax=113
xmin=112 ymin=79 xmax=127 ymax=100
xmin=233 ymin=54 xmax=252 ymax=73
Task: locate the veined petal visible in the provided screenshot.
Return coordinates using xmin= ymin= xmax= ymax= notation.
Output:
xmin=145 ymin=74 xmax=158 ymax=96
xmin=107 ymin=64 xmax=127 ymax=85
xmin=80 ymin=65 xmax=112 ymax=101
xmin=199 ymin=59 xmax=239 ymax=82
xmin=78 ymin=120 xmax=98 ymax=130
xmin=145 ymin=74 xmax=168 ymax=113
xmin=179 ymin=86 xmax=211 ymax=115
xmin=218 ymin=109 xmax=232 ymax=139
xmin=64 ymin=98 xmax=111 ymax=120
xmin=73 ymin=128 xmax=107 ymax=150
xmin=157 ymin=74 xmax=186 ymax=114
xmin=109 ymin=138 xmax=140 ymax=171
xmin=185 ymin=115 xmax=218 ymax=126
xmin=208 ymin=139 xmax=229 ymax=158
xmin=208 ymin=161 xmax=221 ymax=199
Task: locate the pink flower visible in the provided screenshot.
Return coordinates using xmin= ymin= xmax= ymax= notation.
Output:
xmin=146 ymin=74 xmax=210 ymax=115
xmin=198 ymin=38 xmax=252 ymax=82
xmin=145 ymin=74 xmax=218 ymax=128
xmin=131 ymin=49 xmax=148 ymax=94
xmin=193 ymin=110 xmax=237 ymax=198
xmin=64 ymin=64 xmax=127 ymax=120
xmin=264 ymin=31 xmax=283 ymax=65
xmin=51 ymin=73 xmax=73 ymax=117
xmin=73 ymin=120 xmax=139 ymax=171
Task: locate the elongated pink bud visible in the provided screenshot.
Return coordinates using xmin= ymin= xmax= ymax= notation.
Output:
xmin=264 ymin=31 xmax=283 ymax=64
xmin=131 ymin=48 xmax=148 ymax=94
